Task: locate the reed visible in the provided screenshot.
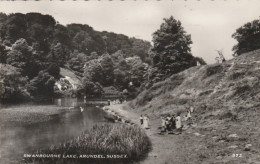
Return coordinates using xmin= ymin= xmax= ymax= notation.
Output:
xmin=25 ymin=123 xmax=151 ymax=164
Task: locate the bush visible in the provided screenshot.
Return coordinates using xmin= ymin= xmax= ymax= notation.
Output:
xmin=205 ymin=64 xmax=223 ymax=77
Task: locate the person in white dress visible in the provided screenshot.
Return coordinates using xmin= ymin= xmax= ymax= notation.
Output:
xmin=143 ymin=115 xmax=149 ymax=129
xmin=161 ymin=117 xmax=166 ymax=132
xmin=176 ymin=114 xmax=182 ymax=130
xmin=190 ymin=106 xmax=194 ymax=113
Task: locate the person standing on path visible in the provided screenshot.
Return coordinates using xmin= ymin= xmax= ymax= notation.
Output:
xmin=186 ymin=109 xmax=192 ymax=125
xmin=143 ymin=115 xmax=149 ymax=129
xmin=176 ymin=114 xmax=182 ymax=133
xmin=140 ymin=115 xmax=143 ymax=126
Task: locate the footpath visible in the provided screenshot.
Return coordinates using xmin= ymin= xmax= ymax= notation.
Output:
xmin=103 ymin=104 xmax=187 ymax=164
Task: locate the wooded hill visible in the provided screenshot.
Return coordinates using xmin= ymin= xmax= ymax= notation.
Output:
xmin=0 ymin=12 xmax=152 ymax=101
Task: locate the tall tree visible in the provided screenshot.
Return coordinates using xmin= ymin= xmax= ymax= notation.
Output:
xmin=232 ymin=18 xmax=260 ymax=56
xmin=151 ymin=16 xmax=196 ymax=80
xmin=6 ymin=38 xmax=38 ymax=78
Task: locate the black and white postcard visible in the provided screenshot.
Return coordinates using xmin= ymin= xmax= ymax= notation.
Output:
xmin=0 ymin=0 xmax=259 ymax=164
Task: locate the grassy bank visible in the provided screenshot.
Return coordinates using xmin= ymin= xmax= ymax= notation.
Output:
xmin=125 ymin=50 xmax=260 ymax=163
xmin=24 ymin=124 xmax=151 ymax=164
xmin=0 ymin=105 xmax=67 ymax=126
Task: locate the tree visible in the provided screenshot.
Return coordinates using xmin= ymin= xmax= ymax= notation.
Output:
xmin=83 ymin=54 xmax=114 ymax=86
xmin=27 ymin=71 xmax=56 ymax=98
xmin=48 ymin=42 xmax=70 ymax=66
xmin=6 ymin=38 xmax=38 ymax=78
xmin=0 ymin=64 xmax=29 ymax=101
xmin=232 ymin=18 xmax=260 ymax=56
xmin=0 ymin=43 xmax=7 ymax=63
xmin=151 ymin=16 xmax=196 ymax=79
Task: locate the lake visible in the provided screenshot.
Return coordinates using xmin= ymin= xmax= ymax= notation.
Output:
xmin=0 ymin=98 xmax=108 ymax=164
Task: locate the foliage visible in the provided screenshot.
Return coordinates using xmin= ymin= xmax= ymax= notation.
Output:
xmin=0 ymin=12 xmax=153 ymax=100
xmin=150 ymin=16 xmax=197 ymax=81
xmin=27 ymin=71 xmax=56 ymax=98
xmin=0 ymin=64 xmax=29 ymax=101
xmin=6 ymin=38 xmax=37 ymax=78
xmin=232 ymin=17 xmax=260 ymax=56
xmin=0 ymin=43 xmax=7 ymax=63
xmin=194 ymin=57 xmax=207 ymax=65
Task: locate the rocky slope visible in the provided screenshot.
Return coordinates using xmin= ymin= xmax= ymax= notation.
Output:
xmin=54 ymin=67 xmax=82 ymax=97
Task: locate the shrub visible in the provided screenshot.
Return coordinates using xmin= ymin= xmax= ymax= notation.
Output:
xmin=205 ymin=64 xmax=223 ymax=77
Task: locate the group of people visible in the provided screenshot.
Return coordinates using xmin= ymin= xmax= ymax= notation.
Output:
xmin=107 ymin=98 xmax=127 ymax=105
xmin=161 ymin=107 xmax=194 ymax=134
xmin=161 ymin=114 xmax=181 ymax=132
xmin=139 ymin=115 xmax=149 ymax=129
xmin=138 ymin=106 xmax=194 ymax=134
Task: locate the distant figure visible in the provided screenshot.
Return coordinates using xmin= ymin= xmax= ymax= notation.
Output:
xmin=166 ymin=115 xmax=171 ymax=131
xmin=143 ymin=115 xmax=149 ymax=129
xmin=187 ymin=110 xmax=191 ymax=119
xmin=80 ymin=106 xmax=84 ymax=112
xmin=171 ymin=115 xmax=176 ymax=129
xmin=161 ymin=117 xmax=166 ymax=132
xmin=190 ymin=106 xmax=194 ymax=113
xmin=107 ymin=99 xmax=111 ymax=106
xmin=119 ymin=97 xmax=123 ymax=104
xmin=116 ymin=99 xmax=120 ymax=104
xmin=140 ymin=115 xmax=143 ymax=125
xmin=165 ymin=118 xmax=171 ymax=131
xmin=84 ymin=96 xmax=86 ymax=103
xmin=176 ymin=114 xmax=182 ymax=131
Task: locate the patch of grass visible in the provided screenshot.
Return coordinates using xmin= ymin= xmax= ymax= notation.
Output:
xmin=0 ymin=105 xmax=66 ymax=125
xmin=218 ymin=111 xmax=238 ymax=121
xmin=234 ymin=85 xmax=251 ymax=96
xmin=228 ymin=71 xmax=245 ymax=80
xmin=25 ymin=124 xmax=151 ymax=164
xmin=198 ymin=90 xmax=213 ymax=96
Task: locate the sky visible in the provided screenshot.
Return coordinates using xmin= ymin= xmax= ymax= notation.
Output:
xmin=0 ymin=0 xmax=260 ymax=64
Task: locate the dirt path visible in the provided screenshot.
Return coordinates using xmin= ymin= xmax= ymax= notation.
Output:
xmin=104 ymin=104 xmax=187 ymax=164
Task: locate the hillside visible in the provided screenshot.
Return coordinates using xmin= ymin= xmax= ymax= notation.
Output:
xmin=128 ymin=49 xmax=260 ymax=163
xmin=0 ymin=12 xmax=152 ymax=101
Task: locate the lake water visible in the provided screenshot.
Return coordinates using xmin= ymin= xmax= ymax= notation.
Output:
xmin=0 ymin=98 xmax=108 ymax=164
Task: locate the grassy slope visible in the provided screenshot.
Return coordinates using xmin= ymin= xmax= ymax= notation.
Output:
xmin=129 ymin=49 xmax=260 ymax=163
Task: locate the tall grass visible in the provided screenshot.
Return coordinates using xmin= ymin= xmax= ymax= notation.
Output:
xmin=24 ymin=123 xmax=151 ymax=164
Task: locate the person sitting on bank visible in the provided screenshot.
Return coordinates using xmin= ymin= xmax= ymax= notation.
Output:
xmin=171 ymin=114 xmax=176 ymax=130
xmin=165 ymin=118 xmax=170 ymax=131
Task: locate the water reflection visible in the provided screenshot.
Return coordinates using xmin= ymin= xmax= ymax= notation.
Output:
xmin=0 ymin=98 xmax=108 ymax=164
xmin=53 ymin=98 xmax=83 ymax=107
